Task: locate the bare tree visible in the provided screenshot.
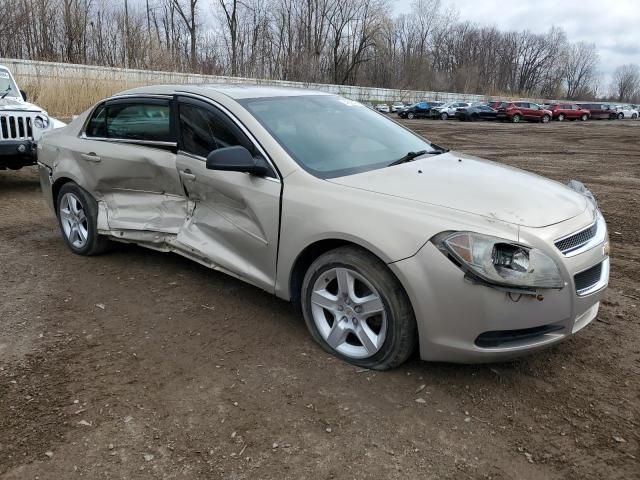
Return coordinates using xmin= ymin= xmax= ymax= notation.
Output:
xmin=563 ymin=42 xmax=598 ymax=99
xmin=612 ymin=64 xmax=640 ymax=102
xmin=173 ymin=0 xmax=199 ymax=70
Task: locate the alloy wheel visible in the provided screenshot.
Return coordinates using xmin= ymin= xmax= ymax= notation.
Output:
xmin=59 ymin=192 xmax=89 ymax=249
xmin=310 ymin=267 xmax=387 ymax=359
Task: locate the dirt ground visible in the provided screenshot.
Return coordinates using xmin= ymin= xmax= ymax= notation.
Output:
xmin=1 ymin=119 xmax=638 ymax=480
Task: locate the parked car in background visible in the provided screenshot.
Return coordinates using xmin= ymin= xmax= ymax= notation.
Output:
xmin=575 ymin=103 xmax=617 ymax=120
xmin=37 ymin=84 xmax=609 ymax=369
xmin=376 ymin=104 xmax=390 ymax=113
xmin=398 ymin=101 xmax=433 ymax=119
xmin=430 ymin=102 xmax=472 ymax=120
xmin=487 ymin=101 xmax=504 ymax=109
xmin=496 ymin=102 xmax=552 ymax=123
xmin=361 ymin=102 xmax=374 ymax=109
xmin=547 ymin=104 xmax=590 ymax=121
xmin=455 ymin=104 xmax=498 ymax=121
xmin=391 ymin=102 xmax=406 ymax=113
xmin=613 ymin=105 xmax=638 ymax=119
xmin=0 ymin=64 xmax=65 ymax=170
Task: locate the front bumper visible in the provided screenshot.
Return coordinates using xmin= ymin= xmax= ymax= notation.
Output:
xmin=390 ymin=210 xmax=609 ymax=363
xmin=0 ymin=140 xmax=36 ymax=169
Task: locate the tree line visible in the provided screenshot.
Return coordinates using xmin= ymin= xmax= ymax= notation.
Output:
xmin=1 ymin=0 xmax=639 ymax=102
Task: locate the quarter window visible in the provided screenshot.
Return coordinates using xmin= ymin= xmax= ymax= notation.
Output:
xmin=86 ymin=104 xmax=107 ymax=138
xmin=179 ymin=103 xmax=247 ymax=158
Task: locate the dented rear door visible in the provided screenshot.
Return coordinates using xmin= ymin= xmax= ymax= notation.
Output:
xmin=76 ymin=97 xmax=188 ymax=233
xmin=174 ymin=97 xmax=281 ymax=293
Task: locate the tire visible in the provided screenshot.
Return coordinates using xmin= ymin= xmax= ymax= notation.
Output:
xmin=617 ymin=112 xmax=624 ymax=120
xmin=470 ymin=113 xmax=479 ymax=122
xmin=511 ymin=114 xmax=521 ymax=123
xmin=301 ymin=246 xmax=417 ymax=370
xmin=440 ymin=112 xmax=448 ymax=120
xmin=580 ymin=114 xmax=588 ymax=121
xmin=407 ymin=112 xmax=415 ymax=120
xmin=558 ymin=114 xmax=565 ymax=121
xmin=56 ymin=182 xmax=111 ymax=256
xmin=632 ymin=113 xmax=638 ymax=119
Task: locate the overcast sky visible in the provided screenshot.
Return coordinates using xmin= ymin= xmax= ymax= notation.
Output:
xmin=394 ymin=0 xmax=640 ymax=82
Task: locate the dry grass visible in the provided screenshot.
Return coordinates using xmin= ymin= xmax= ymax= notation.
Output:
xmin=15 ymin=76 xmax=142 ymax=119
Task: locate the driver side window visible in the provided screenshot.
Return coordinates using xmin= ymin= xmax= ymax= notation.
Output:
xmin=179 ymin=103 xmax=246 ymax=158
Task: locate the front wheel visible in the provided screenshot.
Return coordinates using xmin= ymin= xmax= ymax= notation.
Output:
xmin=56 ymin=182 xmax=111 ymax=256
xmin=581 ymin=114 xmax=588 ymax=121
xmin=511 ymin=114 xmax=521 ymax=123
xmin=541 ymin=114 xmax=550 ymax=123
xmin=440 ymin=112 xmax=448 ymax=120
xmin=301 ymin=246 xmax=416 ymax=370
xmin=617 ymin=112 xmax=624 ymax=120
xmin=407 ymin=112 xmax=415 ymax=120
xmin=632 ymin=113 xmax=638 ymax=120
xmin=557 ymin=114 xmax=565 ymax=121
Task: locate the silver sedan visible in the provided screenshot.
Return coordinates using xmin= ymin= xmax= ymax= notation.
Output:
xmin=37 ymin=85 xmax=609 ymax=369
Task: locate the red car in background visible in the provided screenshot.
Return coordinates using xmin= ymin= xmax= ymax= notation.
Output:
xmin=548 ymin=103 xmax=590 ymax=121
xmin=575 ymin=103 xmax=617 ymax=120
xmin=496 ymin=101 xmax=552 ymax=123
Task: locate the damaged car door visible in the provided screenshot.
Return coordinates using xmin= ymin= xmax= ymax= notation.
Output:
xmin=174 ymin=97 xmax=281 ymax=292
xmin=77 ymin=97 xmax=187 ymax=233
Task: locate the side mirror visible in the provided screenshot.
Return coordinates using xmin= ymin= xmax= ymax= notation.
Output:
xmin=20 ymin=90 xmax=27 ymax=101
xmin=206 ymin=146 xmax=270 ymax=176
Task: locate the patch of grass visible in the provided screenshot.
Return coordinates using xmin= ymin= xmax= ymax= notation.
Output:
xmin=15 ymin=76 xmax=139 ymax=119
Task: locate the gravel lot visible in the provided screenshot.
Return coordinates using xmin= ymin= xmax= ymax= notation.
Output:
xmin=1 ymin=120 xmax=638 ymax=479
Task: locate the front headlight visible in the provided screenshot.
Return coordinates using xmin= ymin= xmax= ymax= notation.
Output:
xmin=34 ymin=115 xmax=50 ymax=129
xmin=434 ymin=232 xmax=564 ymax=290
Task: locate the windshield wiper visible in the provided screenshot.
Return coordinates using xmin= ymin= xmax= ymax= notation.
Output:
xmin=388 ymin=150 xmax=429 ymax=166
xmin=0 ymin=86 xmax=11 ymax=100
xmin=388 ymin=144 xmax=449 ymax=167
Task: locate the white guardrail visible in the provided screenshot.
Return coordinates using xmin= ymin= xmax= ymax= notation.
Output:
xmin=1 ymin=57 xmax=561 ymax=104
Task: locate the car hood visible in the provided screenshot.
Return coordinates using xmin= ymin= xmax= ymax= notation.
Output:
xmin=0 ymin=97 xmax=44 ymax=113
xmin=328 ymin=151 xmax=588 ymax=228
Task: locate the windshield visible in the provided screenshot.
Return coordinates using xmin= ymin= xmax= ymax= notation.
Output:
xmin=240 ymin=95 xmax=435 ymax=178
xmin=0 ymin=69 xmax=20 ymax=98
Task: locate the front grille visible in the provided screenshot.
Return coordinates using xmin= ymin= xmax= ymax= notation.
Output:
xmin=555 ymin=222 xmax=597 ymax=254
xmin=574 ymin=263 xmax=603 ymax=294
xmin=0 ymin=115 xmax=33 ymax=140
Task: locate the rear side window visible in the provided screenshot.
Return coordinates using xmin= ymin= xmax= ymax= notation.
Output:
xmin=179 ymin=103 xmax=247 ymax=158
xmin=86 ymin=105 xmax=106 ymax=137
xmin=106 ymin=103 xmax=171 ymax=142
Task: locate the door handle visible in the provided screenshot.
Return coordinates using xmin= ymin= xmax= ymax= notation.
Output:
xmin=81 ymin=152 xmax=101 ymax=162
xmin=179 ymin=169 xmax=196 ymax=181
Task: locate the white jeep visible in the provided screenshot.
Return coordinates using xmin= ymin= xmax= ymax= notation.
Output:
xmin=0 ymin=64 xmax=64 ymax=170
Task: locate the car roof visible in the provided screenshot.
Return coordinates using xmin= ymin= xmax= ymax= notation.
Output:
xmin=118 ymin=83 xmax=331 ymax=100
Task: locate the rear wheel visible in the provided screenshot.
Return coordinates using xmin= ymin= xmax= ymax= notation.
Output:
xmin=470 ymin=113 xmax=479 ymax=122
xmin=511 ymin=114 xmax=521 ymax=123
xmin=301 ymin=246 xmax=416 ymax=370
xmin=632 ymin=113 xmax=638 ymax=120
xmin=56 ymin=182 xmax=111 ymax=256
xmin=407 ymin=112 xmax=415 ymax=120
xmin=617 ymin=112 xmax=624 ymax=120
xmin=557 ymin=113 xmax=565 ymax=121
xmin=541 ymin=114 xmax=550 ymax=123
xmin=440 ymin=112 xmax=448 ymax=120
xmin=580 ymin=114 xmax=588 ymax=121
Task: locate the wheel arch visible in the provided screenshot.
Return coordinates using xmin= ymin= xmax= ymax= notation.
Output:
xmin=51 ymin=176 xmax=78 ymax=212
xmin=287 ymin=238 xmax=411 ymax=309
